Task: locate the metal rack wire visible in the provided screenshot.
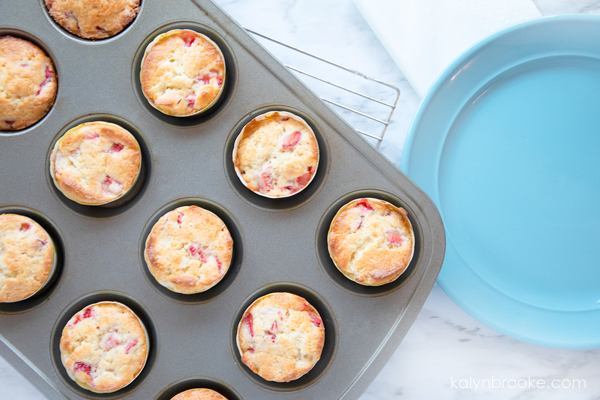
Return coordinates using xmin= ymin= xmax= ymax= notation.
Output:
xmin=244 ymin=28 xmax=400 ymax=149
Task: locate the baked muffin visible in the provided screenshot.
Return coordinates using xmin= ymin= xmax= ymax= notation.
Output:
xmin=140 ymin=29 xmax=226 ymax=116
xmin=60 ymin=302 xmax=149 ymax=393
xmin=237 ymin=292 xmax=325 ymax=382
xmin=0 ymin=214 xmax=55 ymax=303
xmin=50 ymin=121 xmax=142 ymax=205
xmin=45 ymin=0 xmax=140 ymax=40
xmin=0 ymin=36 xmax=57 ymax=131
xmin=233 ymin=111 xmax=319 ymax=198
xmin=144 ymin=206 xmax=233 ymax=294
xmin=170 ymin=388 xmax=228 ymax=400
xmin=328 ymin=198 xmax=415 ymax=286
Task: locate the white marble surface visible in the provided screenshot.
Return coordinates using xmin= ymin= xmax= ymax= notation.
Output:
xmin=3 ymin=0 xmax=600 ymax=398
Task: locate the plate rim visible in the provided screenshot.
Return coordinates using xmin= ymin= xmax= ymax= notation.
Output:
xmin=401 ymin=14 xmax=600 ymax=350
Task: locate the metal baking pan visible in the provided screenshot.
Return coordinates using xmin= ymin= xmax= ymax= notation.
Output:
xmin=0 ymin=0 xmax=445 ymax=399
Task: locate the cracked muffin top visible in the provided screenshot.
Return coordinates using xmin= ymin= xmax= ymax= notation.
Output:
xmin=60 ymin=302 xmax=149 ymax=393
xmin=233 ymin=111 xmax=319 ymax=198
xmin=0 ymin=214 xmax=55 ymax=303
xmin=237 ymin=292 xmax=325 ymax=382
xmin=0 ymin=36 xmax=57 ymax=131
xmin=141 ymin=29 xmax=226 ymax=116
xmin=45 ymin=0 xmax=140 ymax=40
xmin=50 ymin=121 xmax=142 ymax=205
xmin=328 ymin=198 xmax=415 ymax=286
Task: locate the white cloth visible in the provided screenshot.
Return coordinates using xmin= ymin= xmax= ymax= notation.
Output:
xmin=353 ymin=0 xmax=541 ymax=97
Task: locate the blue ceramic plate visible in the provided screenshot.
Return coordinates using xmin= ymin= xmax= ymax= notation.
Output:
xmin=401 ymin=15 xmax=600 ymax=349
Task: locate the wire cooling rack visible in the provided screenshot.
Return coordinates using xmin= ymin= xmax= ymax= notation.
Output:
xmin=244 ymin=28 xmax=400 ymax=149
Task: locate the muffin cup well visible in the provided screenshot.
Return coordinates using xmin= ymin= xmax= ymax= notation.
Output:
xmin=155 ymin=377 xmax=243 ymax=400
xmin=139 ymin=198 xmax=244 ymax=304
xmin=59 ymin=301 xmax=150 ymax=394
xmin=0 ymin=34 xmax=58 ymax=132
xmin=232 ymin=111 xmax=320 ymax=199
xmin=0 ymin=207 xmax=65 ymax=314
xmin=327 ymin=197 xmax=415 ymax=287
xmin=231 ymin=283 xmax=337 ymax=391
xmin=49 ymin=121 xmax=143 ymax=206
xmin=143 ymin=205 xmax=233 ymax=295
xmin=1 ymin=230 xmax=57 ymax=303
xmin=140 ymin=29 xmax=226 ymax=117
xmin=0 ymin=215 xmax=57 ymax=303
xmin=235 ymin=292 xmax=325 ymax=366
xmin=42 ymin=0 xmax=141 ymax=41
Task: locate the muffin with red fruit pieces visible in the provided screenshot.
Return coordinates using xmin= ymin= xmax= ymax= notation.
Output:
xmin=50 ymin=121 xmax=142 ymax=205
xmin=0 ymin=214 xmax=56 ymax=303
xmin=59 ymin=302 xmax=149 ymax=393
xmin=0 ymin=36 xmax=57 ymax=131
xmin=237 ymin=292 xmax=325 ymax=382
xmin=140 ymin=29 xmax=226 ymax=116
xmin=45 ymin=0 xmax=140 ymax=40
xmin=170 ymin=388 xmax=228 ymax=400
xmin=328 ymin=198 xmax=415 ymax=286
xmin=144 ymin=206 xmax=233 ymax=294
xmin=233 ymin=111 xmax=319 ymax=198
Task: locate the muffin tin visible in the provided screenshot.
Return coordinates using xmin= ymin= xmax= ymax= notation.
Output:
xmin=0 ymin=1 xmax=445 ymax=399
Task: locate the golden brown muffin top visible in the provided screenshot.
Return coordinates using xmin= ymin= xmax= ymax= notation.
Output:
xmin=233 ymin=111 xmax=319 ymax=197
xmin=141 ymin=30 xmax=225 ymax=116
xmin=0 ymin=36 xmax=57 ymax=131
xmin=145 ymin=206 xmax=233 ymax=294
xmin=237 ymin=292 xmax=325 ymax=382
xmin=328 ymin=198 xmax=415 ymax=286
xmin=170 ymin=388 xmax=228 ymax=400
xmin=60 ymin=302 xmax=149 ymax=393
xmin=50 ymin=121 xmax=142 ymax=205
xmin=45 ymin=0 xmax=140 ymax=39
xmin=0 ymin=214 xmax=54 ymax=303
